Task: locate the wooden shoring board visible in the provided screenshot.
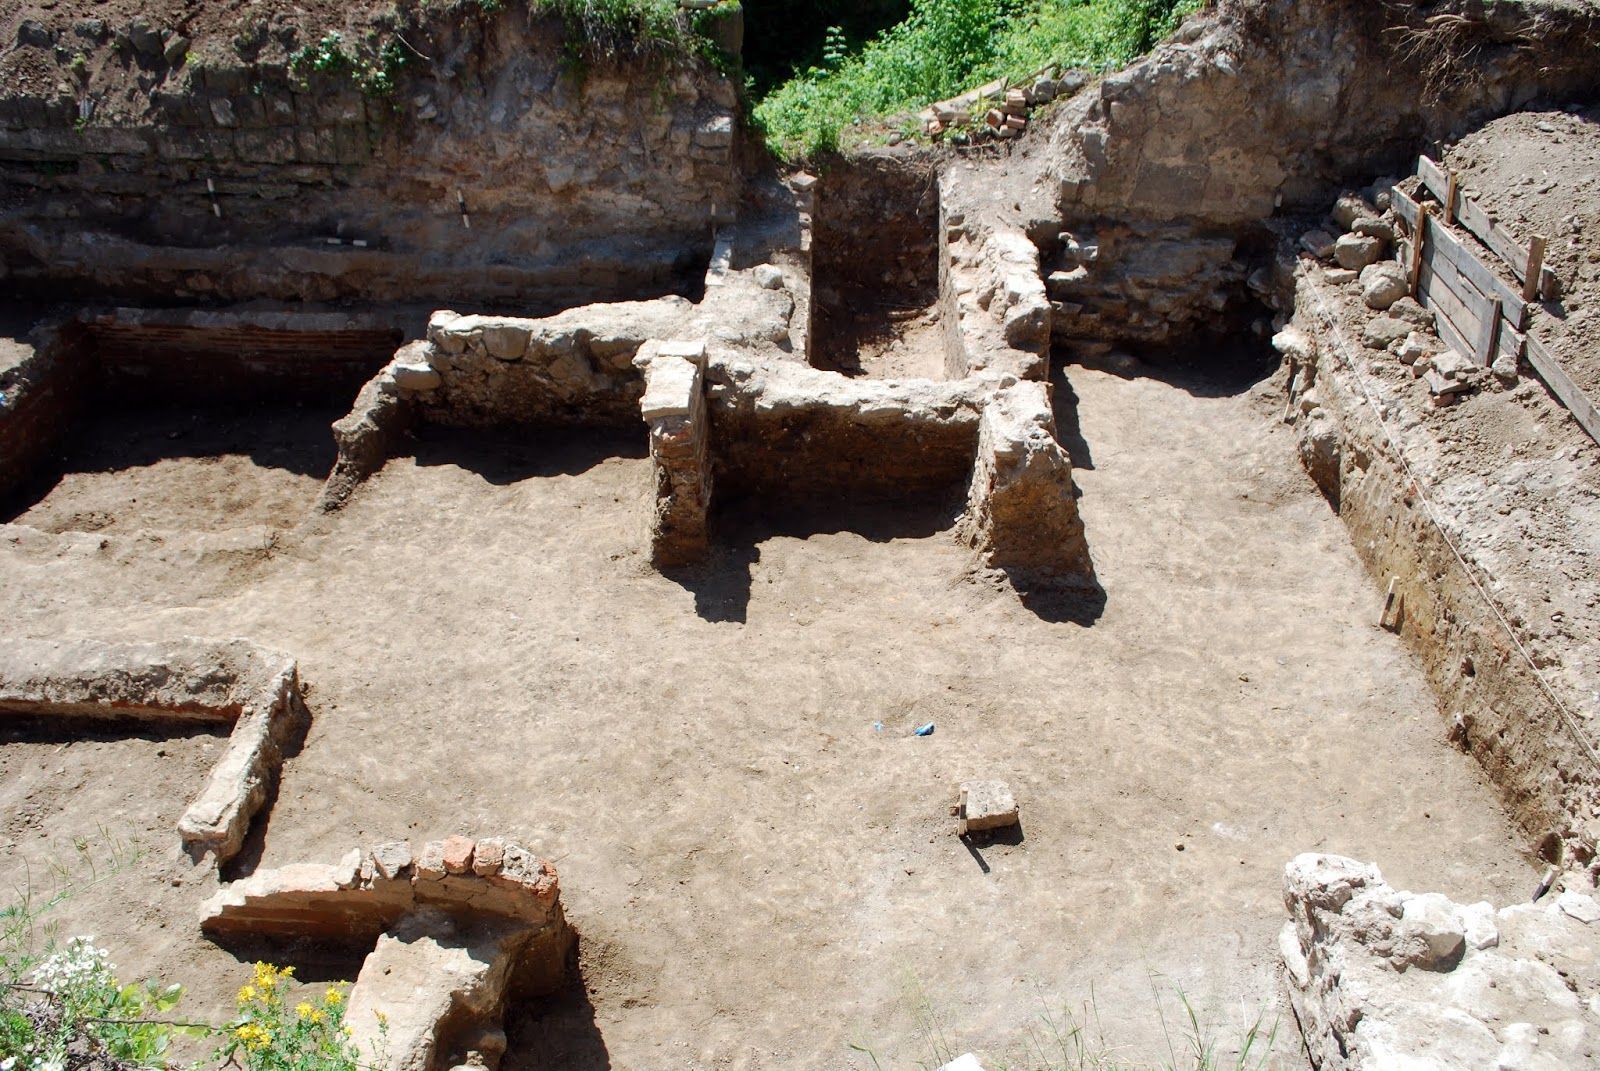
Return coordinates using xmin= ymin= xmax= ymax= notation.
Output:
xmin=1417 ymin=257 xmax=1523 ymax=366
xmin=1419 ymin=208 xmax=1529 ymax=330
xmin=1417 ymin=154 xmax=1557 ymax=297
xmin=1525 ymin=335 xmax=1600 ymax=446
xmin=1419 ymin=245 xmax=1485 ymax=351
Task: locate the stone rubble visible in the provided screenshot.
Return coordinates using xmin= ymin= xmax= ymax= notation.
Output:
xmin=1282 ymin=853 xmax=1600 ymax=1071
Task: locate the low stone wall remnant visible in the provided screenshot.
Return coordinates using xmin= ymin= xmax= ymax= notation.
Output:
xmin=0 ymin=637 xmax=310 ymax=866
xmin=1282 ymin=853 xmax=1600 ymax=1070
xmin=202 ymin=837 xmax=571 ymax=1071
xmin=637 ymin=339 xmax=713 ymax=567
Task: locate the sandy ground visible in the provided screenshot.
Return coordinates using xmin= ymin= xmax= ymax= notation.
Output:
xmin=3 ymin=401 xmax=341 ymax=534
xmin=0 ymin=357 xmax=1533 ymax=1070
xmin=816 ymin=303 xmax=948 ymax=381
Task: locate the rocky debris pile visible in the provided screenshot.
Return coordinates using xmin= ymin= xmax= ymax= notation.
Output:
xmin=1298 ymin=186 xmax=1507 ymax=407
xmin=921 ymin=68 xmax=1088 ymax=144
xmin=202 ymin=837 xmax=569 ymax=1071
xmin=1282 ymin=853 xmax=1600 ymax=1070
xmin=0 ymin=636 xmax=308 ymax=866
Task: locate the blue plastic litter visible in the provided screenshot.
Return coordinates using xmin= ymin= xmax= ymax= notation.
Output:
xmin=872 ymin=721 xmax=884 ymax=733
xmin=912 ymin=722 xmax=935 ymax=737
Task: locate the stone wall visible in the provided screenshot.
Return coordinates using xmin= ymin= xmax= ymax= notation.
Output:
xmin=0 ymin=321 xmax=88 ymax=504
xmin=1282 ymin=853 xmax=1600 ymax=1070
xmin=704 ymin=353 xmax=986 ymax=505
xmin=0 ymin=637 xmax=310 ymax=865
xmin=1013 ymin=0 xmax=1600 ymax=355
xmin=958 ymin=382 xmax=1093 ymax=584
xmin=938 ymin=180 xmax=1052 ymax=382
xmin=637 ymin=339 xmax=713 ymax=567
xmin=202 ymin=836 xmax=570 ymax=1071
xmin=0 ymin=5 xmax=740 ymax=308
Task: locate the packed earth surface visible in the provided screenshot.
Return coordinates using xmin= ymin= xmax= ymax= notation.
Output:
xmin=6 ymin=0 xmax=1600 ymax=1069
xmin=0 ymin=354 xmax=1532 ymax=1067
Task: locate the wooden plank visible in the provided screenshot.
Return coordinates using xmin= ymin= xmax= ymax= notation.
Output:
xmin=1418 ymin=260 xmax=1480 ymax=358
xmin=1475 ymin=297 xmax=1502 ymax=367
xmin=1417 ymin=154 xmax=1557 ymax=295
xmin=1456 ymin=195 xmax=1530 ymax=274
xmin=1525 ymin=334 xmax=1600 ymax=446
xmin=1408 ymin=203 xmax=1430 ymax=294
xmin=1540 ymin=266 xmax=1560 ymax=302
xmin=1523 ymin=236 xmax=1548 ymax=302
xmin=1418 ymin=155 xmax=1449 ymax=203
xmin=1424 ymin=218 xmax=1528 ymax=329
xmin=1497 ymin=321 xmax=1525 ymax=366
xmin=1434 ymin=305 xmax=1474 ymax=361
xmin=1420 ymin=243 xmax=1486 ymax=340
xmin=1393 ymin=186 xmax=1420 ymax=229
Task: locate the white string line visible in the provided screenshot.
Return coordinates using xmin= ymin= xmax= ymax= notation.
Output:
xmin=1304 ymin=274 xmax=1600 ymax=775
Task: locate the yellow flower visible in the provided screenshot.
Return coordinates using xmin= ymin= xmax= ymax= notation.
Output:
xmin=324 ymin=987 xmax=343 ymax=1006
xmin=234 ymin=1023 xmax=271 ymax=1052
xmin=310 ymin=1009 xmax=326 ymax=1024
xmin=296 ymin=1002 xmax=315 ymax=1019
xmin=253 ymin=963 xmax=278 ymax=990
xmin=374 ymin=1010 xmax=388 ymax=1027
xmin=237 ymin=985 xmax=257 ymax=1005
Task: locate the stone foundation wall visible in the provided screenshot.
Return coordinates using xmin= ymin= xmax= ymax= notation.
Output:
xmin=705 ymin=354 xmax=985 ymax=504
xmin=0 ymin=321 xmax=88 ymax=503
xmin=0 ymin=637 xmax=310 ymax=865
xmin=1282 ymin=853 xmax=1600 ymax=1070
xmin=415 ymin=301 xmax=700 ymax=428
xmin=638 ymin=339 xmax=712 ymax=567
xmin=938 ymin=186 xmax=1052 ymax=382
xmin=0 ymin=6 xmax=739 ymax=308
xmin=958 ymin=382 xmax=1093 ymax=583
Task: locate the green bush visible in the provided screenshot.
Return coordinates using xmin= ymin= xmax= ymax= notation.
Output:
xmin=2 ymin=899 xmax=193 ymax=1071
xmin=752 ymin=0 xmax=1203 ymax=158
xmin=2 ymin=890 xmax=369 ymax=1071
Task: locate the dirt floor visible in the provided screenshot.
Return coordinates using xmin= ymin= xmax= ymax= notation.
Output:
xmin=2 ymin=401 xmax=342 ymax=534
xmin=1442 ymin=104 xmax=1600 ymax=399
xmin=815 ymin=303 xmax=948 ymax=380
xmin=0 ymin=356 xmax=1534 ymax=1069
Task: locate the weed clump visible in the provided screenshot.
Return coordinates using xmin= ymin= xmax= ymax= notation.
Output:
xmin=753 ymin=0 xmax=1203 ymax=158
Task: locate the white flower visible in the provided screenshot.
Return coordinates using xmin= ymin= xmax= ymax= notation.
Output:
xmin=3 ymin=1056 xmax=17 ymax=1070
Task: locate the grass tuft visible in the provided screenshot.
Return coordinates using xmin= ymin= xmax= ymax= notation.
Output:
xmin=752 ymin=0 xmax=1203 ymax=158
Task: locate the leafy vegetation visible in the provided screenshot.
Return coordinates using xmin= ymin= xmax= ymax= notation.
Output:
xmin=219 ymin=964 xmax=365 ymax=1071
xmin=2 ymin=878 xmax=369 ymax=1071
xmin=752 ymin=0 xmax=1204 ymax=158
xmin=288 ymin=31 xmax=413 ymax=98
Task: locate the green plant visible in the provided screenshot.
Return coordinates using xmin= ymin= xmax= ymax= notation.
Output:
xmin=994 ymin=982 xmax=1278 ymax=1071
xmin=752 ymin=0 xmax=1203 ymax=158
xmin=2 ymin=882 xmax=198 ymax=1071
xmin=288 ymin=29 xmax=412 ymax=99
xmin=217 ymin=963 xmax=366 ymax=1071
